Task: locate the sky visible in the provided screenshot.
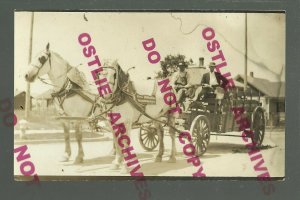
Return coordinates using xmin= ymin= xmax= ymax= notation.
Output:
xmin=14 ymin=12 xmax=285 ymax=95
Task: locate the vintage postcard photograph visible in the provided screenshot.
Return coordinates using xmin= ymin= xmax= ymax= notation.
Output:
xmin=14 ymin=12 xmax=285 ymax=180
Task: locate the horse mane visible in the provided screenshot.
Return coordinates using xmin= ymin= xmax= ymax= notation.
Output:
xmin=50 ymin=51 xmax=73 ymax=69
xmin=102 ymin=59 xmax=129 ymax=89
xmin=115 ymin=63 xmax=129 ymax=88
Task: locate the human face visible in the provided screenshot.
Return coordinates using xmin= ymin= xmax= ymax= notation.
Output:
xmin=179 ymin=66 xmax=185 ymax=72
xmin=209 ymin=66 xmax=215 ymax=73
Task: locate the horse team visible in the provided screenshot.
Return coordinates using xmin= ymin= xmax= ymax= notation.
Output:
xmin=25 ymin=37 xmax=181 ymax=174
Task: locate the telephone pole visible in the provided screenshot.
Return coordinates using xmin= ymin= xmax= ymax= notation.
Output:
xmin=244 ymin=13 xmax=248 ymax=92
xmin=25 ymin=12 xmax=34 ymax=119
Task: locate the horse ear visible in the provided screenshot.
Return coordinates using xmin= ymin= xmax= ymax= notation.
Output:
xmin=46 ymin=43 xmax=50 ymax=51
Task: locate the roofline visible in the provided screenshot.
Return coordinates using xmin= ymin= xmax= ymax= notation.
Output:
xmin=235 ymin=74 xmax=285 ymax=98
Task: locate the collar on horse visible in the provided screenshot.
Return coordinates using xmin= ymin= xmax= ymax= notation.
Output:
xmin=51 ymin=78 xmax=107 ymax=119
xmin=99 ymin=65 xmax=130 ymax=106
xmin=51 ymin=78 xmax=96 ymax=105
xmin=102 ymin=65 xmax=153 ymax=116
xmin=91 ymin=65 xmax=184 ymax=134
xmin=33 ymin=53 xmax=94 ymax=107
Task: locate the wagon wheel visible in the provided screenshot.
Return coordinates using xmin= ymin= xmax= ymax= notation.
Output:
xmin=139 ymin=126 xmax=159 ymax=151
xmin=190 ymin=115 xmax=210 ymax=156
xmin=251 ymin=107 xmax=265 ymax=147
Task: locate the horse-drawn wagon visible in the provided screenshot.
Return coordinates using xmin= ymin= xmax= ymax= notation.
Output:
xmin=138 ymin=67 xmax=266 ymax=156
xmin=25 ymin=45 xmax=265 ymax=165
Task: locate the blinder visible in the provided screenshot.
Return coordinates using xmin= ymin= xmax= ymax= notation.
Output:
xmin=99 ymin=65 xmax=129 ymax=105
xmin=38 ymin=56 xmax=47 ymax=65
xmin=32 ymin=51 xmax=51 ymax=70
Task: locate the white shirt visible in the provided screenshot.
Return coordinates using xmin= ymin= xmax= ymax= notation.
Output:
xmin=209 ymin=72 xmax=217 ymax=85
xmin=171 ymin=71 xmax=190 ymax=87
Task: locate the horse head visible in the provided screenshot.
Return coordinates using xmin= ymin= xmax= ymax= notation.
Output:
xmin=99 ymin=60 xmax=129 ymax=102
xmin=25 ymin=43 xmax=53 ymax=82
xmin=25 ymin=43 xmax=71 ymax=90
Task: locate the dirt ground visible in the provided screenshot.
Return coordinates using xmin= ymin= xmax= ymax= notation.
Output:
xmin=14 ymin=127 xmax=284 ymax=179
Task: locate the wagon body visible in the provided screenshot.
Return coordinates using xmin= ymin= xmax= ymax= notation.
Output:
xmin=138 ymin=67 xmax=266 ymax=155
xmin=177 ymin=88 xmax=266 ymax=156
xmin=183 ymin=97 xmax=262 ymax=133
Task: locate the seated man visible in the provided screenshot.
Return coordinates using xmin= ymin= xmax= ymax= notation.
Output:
xmin=171 ymin=62 xmax=192 ymax=103
xmin=192 ymin=62 xmax=228 ymax=101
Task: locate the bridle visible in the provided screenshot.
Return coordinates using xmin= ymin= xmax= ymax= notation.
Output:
xmin=97 ymin=65 xmax=184 ymax=134
xmin=29 ymin=51 xmax=56 ymax=86
xmin=99 ymin=66 xmax=129 ymax=105
xmin=86 ymin=66 xmax=127 ymax=121
xmin=31 ymin=51 xmax=52 ymax=71
xmin=91 ymin=65 xmax=189 ymax=135
xmin=31 ymin=51 xmax=71 ymax=89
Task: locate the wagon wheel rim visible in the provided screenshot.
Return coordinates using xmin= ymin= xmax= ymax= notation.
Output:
xmin=252 ymin=108 xmax=265 ymax=146
xmin=139 ymin=127 xmax=159 ymax=151
xmin=191 ymin=116 xmax=210 ymax=156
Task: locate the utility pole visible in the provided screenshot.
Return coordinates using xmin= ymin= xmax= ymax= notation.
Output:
xmin=25 ymin=12 xmax=34 ymax=119
xmin=244 ymin=12 xmax=248 ymax=92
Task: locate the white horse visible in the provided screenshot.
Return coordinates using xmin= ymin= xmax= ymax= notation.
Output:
xmin=25 ymin=43 xmax=106 ymax=164
xmin=99 ymin=61 xmax=179 ymax=171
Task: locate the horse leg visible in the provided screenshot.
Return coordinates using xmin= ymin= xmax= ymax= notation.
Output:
xmin=111 ymin=133 xmax=123 ymax=169
xmin=111 ymin=121 xmax=131 ymax=174
xmin=109 ymin=121 xmax=116 ymax=156
xmin=154 ymin=122 xmax=164 ymax=162
xmin=119 ymin=121 xmax=132 ymax=174
xmin=111 ymin=121 xmax=125 ymax=170
xmin=168 ymin=116 xmax=177 ymax=163
xmin=60 ymin=122 xmax=71 ymax=162
xmin=110 ymin=142 xmax=116 ymax=156
xmin=74 ymin=123 xmax=84 ymax=164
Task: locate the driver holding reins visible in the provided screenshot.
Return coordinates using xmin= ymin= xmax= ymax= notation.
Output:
xmin=192 ymin=62 xmax=228 ymax=101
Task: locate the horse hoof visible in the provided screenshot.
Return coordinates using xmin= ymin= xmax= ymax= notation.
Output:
xmin=120 ymin=166 xmax=129 ymax=174
xmin=74 ymin=157 xmax=84 ymax=164
xmin=110 ymin=164 xmax=120 ymax=170
xmin=155 ymin=156 xmax=162 ymax=162
xmin=167 ymin=157 xmax=176 ymax=163
xmin=59 ymin=154 xmax=70 ymax=162
xmin=109 ymin=149 xmax=116 ymax=156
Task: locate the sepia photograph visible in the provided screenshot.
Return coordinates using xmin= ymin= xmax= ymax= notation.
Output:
xmin=14 ymin=11 xmax=285 ymax=180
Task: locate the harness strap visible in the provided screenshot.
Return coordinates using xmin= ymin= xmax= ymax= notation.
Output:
xmin=51 ymin=79 xmax=72 ymax=98
xmin=89 ymin=65 xmax=181 ymax=134
xmin=73 ymin=90 xmax=95 ymax=104
xmin=124 ymin=93 xmax=183 ymax=134
xmin=111 ymin=77 xmax=183 ymax=134
xmin=91 ymin=103 xmax=116 ymax=121
xmin=52 ymin=79 xmax=104 ymax=119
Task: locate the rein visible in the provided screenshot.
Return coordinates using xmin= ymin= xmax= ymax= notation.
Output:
xmin=100 ymin=66 xmax=184 ymax=134
xmin=38 ymin=77 xmax=57 ymax=87
xmin=89 ymin=103 xmax=116 ymax=121
xmin=123 ymin=88 xmax=184 ymax=134
xmin=35 ymin=53 xmax=107 ymax=119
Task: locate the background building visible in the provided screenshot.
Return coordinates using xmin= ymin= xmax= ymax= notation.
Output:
xmin=14 ymin=91 xmax=32 ymax=110
xmin=235 ymin=72 xmax=285 ymax=127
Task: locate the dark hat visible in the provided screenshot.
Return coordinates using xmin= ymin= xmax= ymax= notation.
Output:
xmin=177 ymin=62 xmax=186 ymax=68
xmin=208 ymin=62 xmax=216 ymax=68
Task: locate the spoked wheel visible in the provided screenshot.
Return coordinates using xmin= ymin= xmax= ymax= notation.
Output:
xmin=190 ymin=115 xmax=210 ymax=156
xmin=139 ymin=125 xmax=159 ymax=151
xmin=251 ymin=107 xmax=265 ymax=147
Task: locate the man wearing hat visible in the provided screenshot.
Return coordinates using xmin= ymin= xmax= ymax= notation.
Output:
xmin=171 ymin=62 xmax=192 ymax=103
xmin=192 ymin=62 xmax=228 ymax=101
